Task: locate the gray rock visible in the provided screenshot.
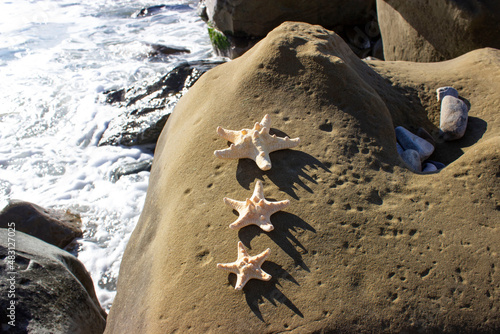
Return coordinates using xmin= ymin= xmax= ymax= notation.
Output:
xmin=422 ymin=162 xmax=438 ymax=173
xmin=203 ymin=0 xmax=375 ymax=38
xmin=395 ymin=126 xmax=434 ymax=161
xmin=0 ymin=200 xmax=82 ymax=249
xmin=0 ymin=229 xmax=106 ymax=333
xmin=396 ymin=142 xmax=404 ymax=155
xmin=436 ymin=86 xmax=459 ymax=102
xmin=417 ymin=127 xmax=435 ymax=146
xmin=110 ymin=159 xmax=153 ymax=182
xmin=440 ymin=95 xmax=469 ymax=141
xmin=400 ymin=149 xmax=422 ymax=172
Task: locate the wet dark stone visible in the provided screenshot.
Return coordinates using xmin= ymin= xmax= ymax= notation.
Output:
xmin=99 ymin=59 xmax=226 ymax=147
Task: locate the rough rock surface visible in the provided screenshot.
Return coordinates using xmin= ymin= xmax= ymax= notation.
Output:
xmin=105 ymin=22 xmax=500 ymax=333
xmin=377 ymin=0 xmax=500 ymax=62
xmin=0 ymin=200 xmax=82 ymax=249
xmin=0 ymin=229 xmax=106 ymax=333
xmin=204 ymin=0 xmax=375 ymax=37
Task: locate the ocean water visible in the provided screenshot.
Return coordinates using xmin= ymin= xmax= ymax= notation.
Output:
xmin=0 ymin=0 xmax=213 ymax=311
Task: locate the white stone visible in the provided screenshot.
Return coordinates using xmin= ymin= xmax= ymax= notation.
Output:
xmin=440 ymin=95 xmax=468 ymax=141
xmin=395 ymin=126 xmax=434 ymax=161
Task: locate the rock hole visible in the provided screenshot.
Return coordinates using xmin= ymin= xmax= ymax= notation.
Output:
xmin=319 ymin=122 xmax=333 ymax=132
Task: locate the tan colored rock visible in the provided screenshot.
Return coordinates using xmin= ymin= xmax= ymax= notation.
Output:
xmin=377 ymin=0 xmax=500 ymax=62
xmin=105 ymin=22 xmax=500 ymax=333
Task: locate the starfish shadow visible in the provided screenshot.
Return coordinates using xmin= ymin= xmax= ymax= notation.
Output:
xmin=238 ymin=212 xmax=315 ymax=271
xmin=236 ymin=149 xmax=331 ymax=200
xmin=236 ymin=262 xmax=303 ymax=322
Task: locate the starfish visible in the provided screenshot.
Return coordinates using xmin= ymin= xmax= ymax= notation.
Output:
xmin=217 ymin=241 xmax=272 ymax=290
xmin=214 ymin=114 xmax=300 ymax=171
xmin=223 ymin=180 xmax=290 ymax=232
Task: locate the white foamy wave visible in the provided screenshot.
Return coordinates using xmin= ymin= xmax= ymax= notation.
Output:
xmin=0 ymin=0 xmax=213 ymax=311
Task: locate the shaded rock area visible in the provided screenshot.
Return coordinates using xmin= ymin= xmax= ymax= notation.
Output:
xmin=98 ymin=59 xmax=225 ymax=147
xmin=0 ymin=200 xmax=82 ymax=249
xmin=105 ymin=22 xmax=500 ymax=333
xmin=377 ymin=0 xmax=500 ymax=62
xmin=200 ymin=0 xmax=381 ymax=59
xmin=0 ymin=229 xmax=106 ymax=333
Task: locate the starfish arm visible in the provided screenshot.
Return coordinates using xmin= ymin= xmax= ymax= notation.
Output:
xmin=214 ymin=143 xmax=250 ymax=160
xmin=258 ymin=218 xmax=274 ymax=232
xmin=251 ymin=180 xmax=265 ymax=201
xmin=223 ymin=197 xmax=247 ymax=212
xmin=235 ymin=274 xmax=250 ymax=290
xmin=265 ymin=199 xmax=290 ymax=214
xmin=267 ymin=135 xmax=300 ymax=152
xmin=216 ymin=126 xmax=240 ymax=143
xmin=229 ymin=216 xmax=253 ymax=230
xmin=217 ymin=262 xmax=239 ymax=274
xmin=254 ymin=151 xmax=272 ymax=171
xmin=251 ymin=268 xmax=272 ymax=282
xmin=260 ymin=114 xmax=271 ymax=129
xmin=237 ymin=241 xmax=250 ymax=259
xmin=252 ymin=248 xmax=271 ymax=267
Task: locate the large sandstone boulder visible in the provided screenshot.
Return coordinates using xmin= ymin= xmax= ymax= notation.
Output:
xmin=105 ymin=22 xmax=500 ymax=333
xmin=204 ymin=0 xmax=376 ymax=37
xmin=377 ymin=0 xmax=500 ymax=62
xmin=0 ymin=229 xmax=106 ymax=333
xmin=0 ymin=200 xmax=82 ymax=249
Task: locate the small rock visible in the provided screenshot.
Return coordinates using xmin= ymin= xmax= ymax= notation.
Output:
xmin=440 ymin=95 xmax=468 ymax=141
xmin=400 ymin=149 xmax=422 ymax=173
xmin=0 ymin=200 xmax=82 ymax=249
xmin=396 ymin=142 xmax=404 ymax=155
xmin=111 ymin=159 xmax=153 ymax=182
xmin=395 ymin=126 xmax=434 ymax=161
xmin=422 ymin=162 xmax=438 ymax=173
xmin=426 ymin=160 xmax=446 ymax=170
xmin=417 ymin=127 xmax=435 ymax=146
xmin=436 ymin=86 xmax=459 ymax=102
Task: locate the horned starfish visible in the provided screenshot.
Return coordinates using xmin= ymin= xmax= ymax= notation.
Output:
xmin=223 ymin=180 xmax=290 ymax=232
xmin=214 ymin=114 xmax=300 ymax=170
xmin=217 ymin=241 xmax=272 ymax=290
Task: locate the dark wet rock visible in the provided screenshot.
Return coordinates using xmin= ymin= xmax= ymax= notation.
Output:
xmin=111 ymin=159 xmax=153 ymax=182
xmin=201 ymin=0 xmax=380 ymax=59
xmin=98 ymin=59 xmax=225 ymax=147
xmin=0 ymin=229 xmax=106 ymax=334
xmin=147 ymin=43 xmax=190 ymax=60
xmin=132 ymin=4 xmax=192 ymax=18
xmin=0 ymin=200 xmax=82 ymax=249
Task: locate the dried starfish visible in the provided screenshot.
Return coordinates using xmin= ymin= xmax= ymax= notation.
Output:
xmin=224 ymin=180 xmax=289 ymax=232
xmin=214 ymin=114 xmax=300 ymax=170
xmin=217 ymin=241 xmax=272 ymax=290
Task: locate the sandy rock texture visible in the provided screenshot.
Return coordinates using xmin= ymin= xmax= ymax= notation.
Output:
xmin=105 ymin=22 xmax=499 ymax=333
xmin=377 ymin=0 xmax=500 ymax=62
